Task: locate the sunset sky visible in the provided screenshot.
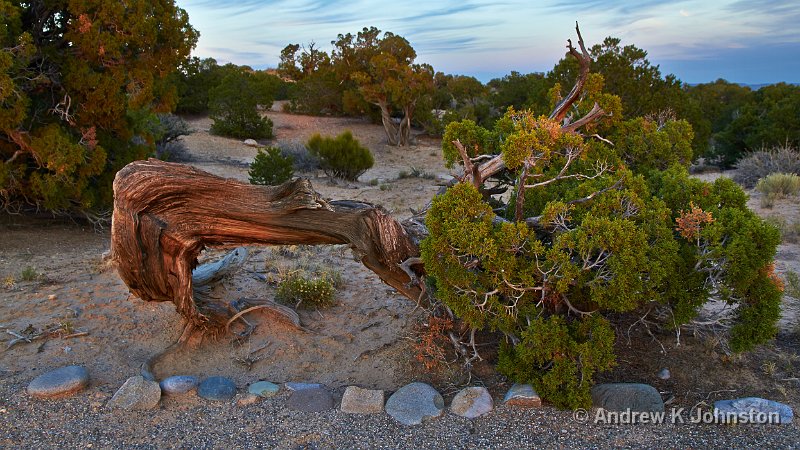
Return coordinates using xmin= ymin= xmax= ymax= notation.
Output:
xmin=175 ymin=0 xmax=800 ymax=85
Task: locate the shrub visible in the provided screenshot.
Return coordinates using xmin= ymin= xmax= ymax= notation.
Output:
xmin=755 ymin=173 xmax=800 ymax=198
xmin=422 ymin=105 xmax=782 ymax=409
xmin=733 ymin=145 xmax=800 ymax=188
xmin=277 ymin=141 xmax=320 ymax=172
xmin=276 ymin=272 xmax=336 ymax=308
xmin=153 ymin=114 xmax=192 ymax=162
xmin=209 ymin=72 xmax=274 ymax=139
xmin=20 ymin=266 xmax=38 ymax=281
xmin=249 ymin=147 xmax=294 ymax=185
xmin=306 ymin=131 xmax=374 ymax=181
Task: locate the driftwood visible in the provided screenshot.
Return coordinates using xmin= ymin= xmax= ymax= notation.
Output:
xmin=111 ymin=159 xmax=424 ymax=333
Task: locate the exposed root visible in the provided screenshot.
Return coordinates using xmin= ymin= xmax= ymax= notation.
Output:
xmin=141 ymin=322 xmax=196 ymax=381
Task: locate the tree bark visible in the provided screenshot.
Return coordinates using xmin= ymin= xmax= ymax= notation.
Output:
xmin=111 ymin=159 xmax=423 ymax=332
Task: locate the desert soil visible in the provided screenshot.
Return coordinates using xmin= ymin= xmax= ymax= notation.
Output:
xmin=1 ymin=105 xmax=799 ymax=447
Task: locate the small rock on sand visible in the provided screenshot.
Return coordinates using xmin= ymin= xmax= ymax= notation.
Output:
xmin=27 ymin=365 xmax=89 ymax=399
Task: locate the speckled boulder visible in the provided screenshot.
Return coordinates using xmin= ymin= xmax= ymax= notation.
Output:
xmin=108 ymin=376 xmax=161 ymax=410
xmin=341 ymin=386 xmax=384 ymax=414
xmin=450 ymin=386 xmax=493 ymax=418
xmin=385 ymin=382 xmax=444 ymax=426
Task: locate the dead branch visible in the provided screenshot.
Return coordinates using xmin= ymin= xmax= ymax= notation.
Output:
xmin=550 ymin=22 xmax=591 ymax=123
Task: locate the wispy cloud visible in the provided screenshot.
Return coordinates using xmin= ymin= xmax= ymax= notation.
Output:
xmin=176 ymin=0 xmax=800 ymax=83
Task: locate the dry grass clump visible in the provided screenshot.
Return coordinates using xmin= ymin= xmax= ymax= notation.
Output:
xmin=756 ymin=173 xmax=800 ymax=208
xmin=733 ymin=144 xmax=800 ymax=188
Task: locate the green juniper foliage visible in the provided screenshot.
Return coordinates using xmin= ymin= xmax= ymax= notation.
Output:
xmin=248 ymin=147 xmax=294 ymax=186
xmin=306 ymin=131 xmax=374 ymax=181
xmin=422 ymin=60 xmax=782 ymax=409
xmin=0 ymin=0 xmax=197 ymax=213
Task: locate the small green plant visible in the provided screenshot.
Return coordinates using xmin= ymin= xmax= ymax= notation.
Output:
xmin=306 ymin=131 xmax=374 ymax=181
xmin=398 ymin=166 xmax=435 ymax=180
xmin=756 ymin=173 xmax=800 ymax=199
xmin=379 ymin=183 xmax=392 ymax=191
xmin=785 ymin=271 xmax=800 ymax=298
xmin=764 ymin=216 xmax=800 ymax=243
xmin=368 ymin=178 xmax=379 ymax=186
xmin=761 ymin=360 xmax=777 ymax=376
xmin=20 ymin=266 xmax=38 ymax=281
xmin=276 ymin=271 xmax=336 ymax=308
xmin=249 ymin=147 xmax=294 ymax=185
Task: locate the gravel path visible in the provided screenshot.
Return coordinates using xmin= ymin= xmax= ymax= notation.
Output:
xmin=1 ymin=380 xmax=798 ymax=449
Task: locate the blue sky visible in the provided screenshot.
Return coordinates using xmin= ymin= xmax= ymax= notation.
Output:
xmin=175 ymin=0 xmax=800 ymax=85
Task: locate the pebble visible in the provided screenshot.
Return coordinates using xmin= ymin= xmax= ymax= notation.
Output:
xmin=243 ymin=139 xmax=259 ymax=147
xmin=197 ymin=376 xmax=237 ymax=401
xmin=27 ymin=365 xmax=89 ymax=399
xmin=714 ymin=397 xmax=793 ymax=424
xmin=657 ymin=368 xmax=671 ymax=380
xmin=285 ymin=382 xmax=322 ymax=391
xmin=107 ymin=376 xmax=161 ymax=410
xmin=249 ymin=381 xmax=280 ymax=398
xmin=236 ymin=393 xmax=261 ymax=406
xmin=287 ymin=387 xmax=334 ymax=412
xmin=385 ymin=382 xmax=445 ymax=426
xmin=591 ymin=383 xmax=664 ymax=413
xmin=450 ymin=386 xmax=493 ymax=418
xmin=160 ymin=375 xmax=199 ymax=396
xmin=503 ymin=384 xmax=542 ymax=407
xmin=340 ymin=386 xmax=384 ymax=414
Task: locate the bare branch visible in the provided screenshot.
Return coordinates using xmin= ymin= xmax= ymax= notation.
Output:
xmin=550 ymin=22 xmax=592 ymax=122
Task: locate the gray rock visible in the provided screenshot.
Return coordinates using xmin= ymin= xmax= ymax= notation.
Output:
xmin=248 ymin=381 xmax=280 ymax=398
xmin=341 ymin=386 xmax=384 ymax=414
xmin=287 ymin=387 xmax=334 ymax=412
xmin=108 ymin=376 xmax=161 ymax=410
xmin=657 ymin=368 xmax=671 ymax=380
xmin=197 ymin=376 xmax=237 ymax=401
xmin=160 ymin=375 xmax=199 ymax=396
xmin=503 ymin=383 xmax=542 ymax=407
xmin=591 ymin=383 xmax=664 ymax=413
xmin=450 ymin=386 xmax=493 ymax=418
xmin=285 ymin=382 xmax=322 ymax=391
xmin=243 ymin=139 xmax=259 ymax=147
xmin=27 ymin=365 xmax=89 ymax=399
xmin=385 ymin=382 xmax=445 ymax=426
xmin=714 ymin=397 xmax=793 ymax=424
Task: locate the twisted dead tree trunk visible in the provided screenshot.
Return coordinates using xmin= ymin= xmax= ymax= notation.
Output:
xmin=111 ymin=159 xmax=425 ymax=334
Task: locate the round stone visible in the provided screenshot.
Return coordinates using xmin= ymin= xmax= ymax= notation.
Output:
xmin=450 ymin=386 xmax=493 ymax=418
xmin=27 ymin=366 xmax=89 ymax=399
xmin=160 ymin=375 xmax=199 ymax=395
xmin=287 ymin=387 xmax=334 ymax=412
xmin=107 ymin=376 xmax=161 ymax=410
xmin=385 ymin=382 xmax=445 ymax=426
xmin=657 ymin=368 xmax=671 ymax=380
xmin=248 ymin=381 xmax=280 ymax=398
xmin=503 ymin=383 xmax=542 ymax=407
xmin=197 ymin=376 xmax=237 ymax=401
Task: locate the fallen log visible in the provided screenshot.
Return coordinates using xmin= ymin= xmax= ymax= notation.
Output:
xmin=111 ymin=159 xmax=423 ymax=333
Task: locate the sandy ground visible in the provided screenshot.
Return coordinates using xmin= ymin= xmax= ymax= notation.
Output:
xmin=1 ymin=107 xmax=799 ymax=447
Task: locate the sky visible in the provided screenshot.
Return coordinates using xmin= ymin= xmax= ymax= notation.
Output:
xmin=175 ymin=0 xmax=800 ymax=85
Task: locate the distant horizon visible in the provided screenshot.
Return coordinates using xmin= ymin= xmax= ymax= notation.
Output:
xmin=176 ymin=0 xmax=800 ymax=86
